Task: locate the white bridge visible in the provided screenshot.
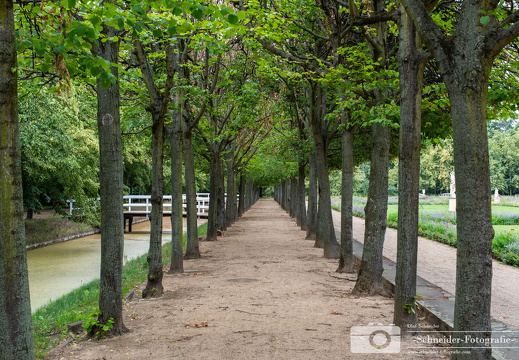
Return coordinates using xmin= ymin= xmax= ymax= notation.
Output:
xmin=122 ymin=193 xmax=210 ymax=218
xmin=67 ymin=194 xmax=211 ymax=232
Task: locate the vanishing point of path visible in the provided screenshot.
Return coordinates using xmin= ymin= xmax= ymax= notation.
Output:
xmin=49 ymin=199 xmax=446 ymax=360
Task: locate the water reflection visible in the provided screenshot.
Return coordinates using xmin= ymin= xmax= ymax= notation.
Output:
xmin=27 ymin=218 xmax=194 ymax=312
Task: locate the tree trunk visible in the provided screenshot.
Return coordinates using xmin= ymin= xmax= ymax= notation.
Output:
xmin=238 ymin=174 xmax=246 ymax=217
xmin=216 ymin=155 xmax=226 ymax=233
xmin=297 ymin=162 xmax=307 ymax=231
xmin=182 ymin=125 xmax=200 ymax=259
xmin=446 ymin=60 xmax=493 ymax=360
xmin=306 ymin=152 xmax=317 ymax=240
xmin=206 ymin=147 xmax=223 ymax=241
xmin=310 ymin=84 xmax=339 ymax=258
xmin=142 ymin=111 xmax=165 ymax=298
xmin=0 ymin=1 xmax=35 ymax=357
xmin=353 ymin=122 xmax=390 ymax=296
xmin=337 ymin=126 xmax=355 ymax=273
xmin=393 ymin=9 xmax=425 ymax=333
xmin=168 ymin=112 xmax=184 ymax=274
xmin=225 ymin=146 xmax=238 ymax=228
xmin=290 ymin=176 xmax=298 ymax=219
xmin=91 ymin=24 xmax=126 ymax=335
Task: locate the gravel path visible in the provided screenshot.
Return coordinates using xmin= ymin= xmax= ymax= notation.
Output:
xmin=48 ymin=200 xmax=448 ymax=359
xmin=331 ymin=210 xmax=519 ymax=328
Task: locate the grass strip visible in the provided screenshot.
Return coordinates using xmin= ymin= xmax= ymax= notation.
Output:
xmin=33 ymin=222 xmax=207 ymax=358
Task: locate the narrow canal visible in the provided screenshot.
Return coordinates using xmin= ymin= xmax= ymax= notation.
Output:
xmin=27 ymin=218 xmax=201 ymax=312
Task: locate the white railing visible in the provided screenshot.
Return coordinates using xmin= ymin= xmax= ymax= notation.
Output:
xmin=123 ymin=194 xmax=210 ymax=217
xmin=68 ymin=194 xmax=211 ymax=218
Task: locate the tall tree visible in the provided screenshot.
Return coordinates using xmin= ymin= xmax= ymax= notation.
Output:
xmin=167 ymin=45 xmax=185 ymax=274
xmin=393 ymin=5 xmax=429 ymax=333
xmin=91 ymin=19 xmax=126 ymax=335
xmin=133 ymin=39 xmax=175 ymax=298
xmin=336 ymin=119 xmax=355 ymax=273
xmin=352 ymin=0 xmax=396 ymax=296
xmin=401 ymin=1 xmax=519 ymax=358
xmin=0 ymin=0 xmax=35 ymax=357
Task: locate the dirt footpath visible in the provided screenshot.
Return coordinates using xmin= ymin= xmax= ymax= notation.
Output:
xmin=49 ymin=200 xmax=449 ymax=360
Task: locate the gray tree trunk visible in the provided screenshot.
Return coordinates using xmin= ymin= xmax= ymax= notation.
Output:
xmin=168 ymin=113 xmax=184 ymax=274
xmin=393 ymin=8 xmax=425 ymax=333
xmin=306 ymin=152 xmax=318 ymax=240
xmin=297 ymin=162 xmax=307 ymax=231
xmin=225 ymin=146 xmax=238 ymax=228
xmin=0 ymin=1 xmax=35 ymax=357
xmin=206 ymin=147 xmax=224 ymax=241
xmin=309 ymin=84 xmax=339 ymax=258
xmin=337 ymin=125 xmax=355 ymax=273
xmin=353 ymin=122 xmax=390 ymax=296
xmin=398 ymin=1 xmax=519 ymax=357
xmin=238 ymin=174 xmax=246 ymax=217
xmin=133 ymin=40 xmax=171 ymax=299
xmin=142 ymin=110 xmax=165 ymax=298
xmin=92 ymin=26 xmax=126 ymax=334
xmin=447 ymin=65 xmax=493 ymax=360
xmin=182 ymin=125 xmax=200 ymax=259
xmin=290 ymin=176 xmax=298 ymax=219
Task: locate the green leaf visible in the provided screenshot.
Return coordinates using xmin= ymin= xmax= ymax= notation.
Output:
xmin=90 ymin=16 xmax=102 ymax=27
xmin=90 ymin=67 xmax=103 ymax=77
xmin=228 ymin=13 xmax=239 ymax=25
xmin=67 ymin=0 xmax=77 ymax=10
xmin=152 ymin=28 xmax=163 ymax=38
xmin=167 ymin=26 xmax=177 ymax=35
xmin=238 ymin=10 xmax=247 ymax=21
xmin=480 ymin=15 xmax=491 ymax=25
xmin=192 ymin=9 xmax=203 ymax=20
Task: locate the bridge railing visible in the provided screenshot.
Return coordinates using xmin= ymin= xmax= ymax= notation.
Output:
xmin=123 ymin=194 xmax=210 ymax=217
xmin=68 ymin=194 xmax=211 ymax=218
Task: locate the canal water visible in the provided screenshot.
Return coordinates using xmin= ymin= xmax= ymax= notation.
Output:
xmin=27 ymin=218 xmax=197 ymax=312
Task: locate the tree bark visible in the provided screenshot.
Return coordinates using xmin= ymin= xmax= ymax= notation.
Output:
xmin=337 ymin=125 xmax=355 ymax=273
xmin=393 ymin=8 xmax=425 ymax=333
xmin=238 ymin=174 xmax=246 ymax=217
xmin=290 ymin=176 xmax=298 ymax=219
xmin=225 ymin=146 xmax=238 ymax=228
xmin=447 ymin=64 xmax=493 ymax=360
xmin=353 ymin=122 xmax=390 ymax=296
xmin=398 ymin=1 xmax=519 ymax=356
xmin=133 ymin=41 xmax=172 ymax=299
xmin=182 ymin=125 xmax=200 ymax=259
xmin=142 ymin=110 xmax=164 ymax=298
xmin=309 ymin=84 xmax=339 ymax=258
xmin=306 ymin=152 xmax=318 ymax=240
xmin=92 ymin=25 xmax=126 ymax=334
xmin=168 ymin=113 xmax=184 ymax=274
xmin=297 ymin=162 xmax=307 ymax=231
xmin=0 ymin=1 xmax=35 ymax=357
xmin=206 ymin=147 xmax=224 ymax=241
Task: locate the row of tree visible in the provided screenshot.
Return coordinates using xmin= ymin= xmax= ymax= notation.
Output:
xmin=240 ymin=2 xmax=519 ymax=360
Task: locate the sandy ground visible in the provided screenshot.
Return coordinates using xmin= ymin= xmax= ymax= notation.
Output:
xmin=332 ymin=211 xmax=519 ymax=329
xmin=47 ymin=199 xmax=451 ymax=360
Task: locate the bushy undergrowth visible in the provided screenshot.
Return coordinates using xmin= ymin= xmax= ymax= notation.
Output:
xmin=33 ymin=223 xmax=207 ymax=357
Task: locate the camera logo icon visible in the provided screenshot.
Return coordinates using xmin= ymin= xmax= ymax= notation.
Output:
xmin=350 ymin=323 xmax=401 ymax=353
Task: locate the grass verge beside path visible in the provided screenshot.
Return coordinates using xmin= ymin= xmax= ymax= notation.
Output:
xmin=33 ymin=223 xmax=207 ymax=358
xmin=332 ymin=197 xmax=519 ymax=268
